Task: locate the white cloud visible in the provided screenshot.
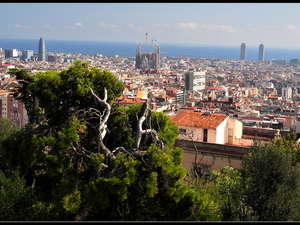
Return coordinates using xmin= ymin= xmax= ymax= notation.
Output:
xmin=96 ymin=22 xmax=118 ymax=29
xmin=286 ymin=24 xmax=298 ymax=31
xmin=126 ymin=24 xmax=136 ymax=28
xmin=152 ymin=24 xmax=173 ymax=29
xmin=126 ymin=24 xmax=147 ymax=33
xmin=14 ymin=24 xmax=34 ymax=29
xmin=75 ymin=22 xmax=82 ymax=27
xmin=176 ymin=23 xmax=198 ymax=30
xmin=43 ymin=25 xmax=53 ymax=28
xmin=260 ymin=25 xmax=278 ymax=30
xmin=200 ymin=24 xmax=237 ymax=32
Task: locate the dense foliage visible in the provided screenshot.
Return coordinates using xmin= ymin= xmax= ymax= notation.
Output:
xmin=0 ymin=61 xmax=216 ymax=221
xmin=241 ymin=134 xmax=300 ymax=221
xmin=2 ymin=61 xmax=300 ymax=221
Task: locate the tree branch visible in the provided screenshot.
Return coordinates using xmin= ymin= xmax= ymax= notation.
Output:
xmin=134 ymin=99 xmax=164 ymax=149
xmin=89 ymin=87 xmax=115 ymax=161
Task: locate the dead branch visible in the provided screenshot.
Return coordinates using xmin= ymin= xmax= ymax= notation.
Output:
xmin=89 ymin=87 xmax=115 ymax=161
xmin=134 ymin=99 xmax=164 ymax=149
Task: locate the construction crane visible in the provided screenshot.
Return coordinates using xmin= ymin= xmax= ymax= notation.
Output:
xmin=145 ymin=32 xmax=148 ymax=53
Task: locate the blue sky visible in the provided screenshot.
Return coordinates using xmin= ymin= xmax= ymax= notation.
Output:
xmin=2 ymin=3 xmax=300 ymax=48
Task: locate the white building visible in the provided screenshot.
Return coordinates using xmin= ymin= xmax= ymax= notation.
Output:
xmin=4 ymin=49 xmax=18 ymax=58
xmin=171 ymin=110 xmax=243 ymax=145
xmin=185 ymin=69 xmax=206 ymax=92
xmin=281 ymin=86 xmax=292 ymax=100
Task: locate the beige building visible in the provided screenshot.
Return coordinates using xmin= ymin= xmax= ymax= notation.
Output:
xmin=176 ymin=140 xmax=249 ymax=176
xmin=228 ymin=117 xmax=243 ymax=145
xmin=171 ymin=110 xmax=248 ymax=176
xmin=171 ymin=111 xmax=243 ymax=145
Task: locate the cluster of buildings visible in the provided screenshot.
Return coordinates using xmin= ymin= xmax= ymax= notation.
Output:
xmin=4 ymin=37 xmax=46 ymax=62
xmin=2 ymin=36 xmax=300 ymax=176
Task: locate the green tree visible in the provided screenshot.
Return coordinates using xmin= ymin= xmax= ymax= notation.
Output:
xmin=3 ymin=61 xmax=216 ymax=221
xmin=241 ymin=133 xmax=300 ymax=221
xmin=210 ymin=166 xmax=245 ymax=221
xmin=0 ymin=170 xmax=34 ymax=220
xmin=0 ymin=119 xmax=19 ymax=170
xmin=190 ymin=166 xmax=247 ymax=221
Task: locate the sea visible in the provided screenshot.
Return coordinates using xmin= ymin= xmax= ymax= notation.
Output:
xmin=1 ymin=38 xmax=300 ymax=62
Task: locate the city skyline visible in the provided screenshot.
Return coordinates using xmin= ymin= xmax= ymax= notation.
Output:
xmin=2 ymin=3 xmax=300 ymax=49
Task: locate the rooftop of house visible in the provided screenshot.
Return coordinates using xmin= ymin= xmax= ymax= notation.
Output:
xmin=171 ymin=111 xmax=228 ymax=129
xmin=114 ymin=96 xmax=147 ymax=104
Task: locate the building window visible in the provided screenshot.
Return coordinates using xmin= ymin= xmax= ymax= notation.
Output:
xmin=179 ymin=128 xmax=186 ymax=135
xmin=203 ymin=129 xmax=208 ymax=142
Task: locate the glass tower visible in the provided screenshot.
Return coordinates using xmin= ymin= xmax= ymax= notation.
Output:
xmin=38 ymin=37 xmax=46 ymax=61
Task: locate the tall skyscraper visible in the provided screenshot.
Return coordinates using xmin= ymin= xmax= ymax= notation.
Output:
xmin=258 ymin=44 xmax=265 ymax=61
xmin=240 ymin=43 xmax=246 ymax=60
xmin=38 ymin=37 xmax=46 ymax=61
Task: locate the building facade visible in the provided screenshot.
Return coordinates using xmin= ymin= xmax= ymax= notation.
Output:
xmin=166 ymin=88 xmax=185 ymax=104
xmin=21 ymin=50 xmax=34 ymax=61
xmin=47 ymin=54 xmax=57 ymax=62
xmin=281 ymin=86 xmax=293 ymax=100
xmin=0 ymin=93 xmax=26 ymax=126
xmin=185 ymin=69 xmax=206 ymax=92
xmin=240 ymin=43 xmax=246 ymax=60
xmin=258 ymin=44 xmax=265 ymax=61
xmin=38 ymin=37 xmax=46 ymax=62
xmin=5 ymin=49 xmax=18 ymax=59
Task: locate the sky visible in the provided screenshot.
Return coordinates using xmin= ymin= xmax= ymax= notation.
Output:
xmin=2 ymin=3 xmax=300 ymax=48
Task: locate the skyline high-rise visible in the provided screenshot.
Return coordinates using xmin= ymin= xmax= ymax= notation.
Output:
xmin=240 ymin=43 xmax=246 ymax=60
xmin=38 ymin=37 xmax=46 ymax=61
xmin=4 ymin=49 xmax=18 ymax=58
xmin=258 ymin=43 xmax=265 ymax=61
xmin=21 ymin=50 xmax=34 ymax=61
xmin=185 ymin=69 xmax=206 ymax=92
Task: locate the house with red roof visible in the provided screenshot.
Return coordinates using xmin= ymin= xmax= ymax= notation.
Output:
xmin=171 ymin=111 xmax=243 ymax=145
xmin=113 ymin=96 xmax=147 ymax=107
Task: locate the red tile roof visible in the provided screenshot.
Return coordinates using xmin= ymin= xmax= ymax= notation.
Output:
xmin=118 ymin=98 xmax=146 ymax=104
xmin=171 ymin=111 xmax=228 ymax=129
xmin=114 ymin=96 xmax=147 ymax=105
xmin=205 ymin=86 xmax=224 ymax=90
xmin=242 ymin=117 xmax=264 ymax=121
